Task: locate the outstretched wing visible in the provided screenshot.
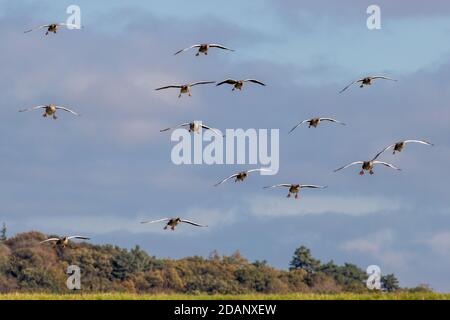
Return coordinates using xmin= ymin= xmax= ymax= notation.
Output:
xmin=67 ymin=236 xmax=90 ymax=240
xmin=334 ymin=161 xmax=364 ymax=172
xmin=288 ymin=120 xmax=310 ymax=134
xmin=373 ymin=145 xmax=395 ymax=160
xmin=216 ymin=79 xmax=238 ymax=86
xmin=300 ymin=185 xmax=327 ymax=189
xmin=246 ymin=168 xmax=272 ymax=174
xmin=403 ymin=140 xmax=434 ymax=146
xmin=40 ymin=238 xmax=59 ymax=244
xmin=214 ymin=173 xmax=239 ymax=187
xmin=189 ymin=81 xmax=216 ymax=87
xmin=209 ymin=44 xmax=234 ymax=51
xmin=19 ymin=105 xmax=46 ymax=112
xmin=201 ymin=124 xmax=222 ymax=137
xmin=174 ymin=45 xmax=201 ymax=55
xmin=339 ymin=80 xmax=360 ymax=93
xmin=160 ymin=123 xmax=190 ymax=132
xmin=155 ymin=85 xmax=182 ymax=91
xmin=180 ymin=219 xmax=208 ymax=227
xmin=371 ymin=76 xmax=397 ymax=81
xmin=141 ymin=218 xmax=171 ymax=224
xmin=263 ymin=184 xmax=292 ymax=189
xmin=24 ymin=24 xmax=50 ymax=33
xmin=373 ymin=161 xmax=401 ymax=171
xmin=319 ymin=118 xmax=346 ymax=125
xmin=243 ymin=79 xmax=266 ymax=86
xmin=55 ymin=106 xmax=80 ymax=116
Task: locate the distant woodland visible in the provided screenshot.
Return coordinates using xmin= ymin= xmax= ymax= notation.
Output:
xmin=0 ymin=230 xmax=428 ymax=294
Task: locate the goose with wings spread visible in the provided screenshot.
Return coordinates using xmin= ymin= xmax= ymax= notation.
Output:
xmin=216 ymin=79 xmax=266 ymax=91
xmin=141 ymin=218 xmax=207 ymax=231
xmin=334 ymin=151 xmax=401 ymax=176
xmin=174 ymin=43 xmax=234 ymax=56
xmin=24 ymin=23 xmax=81 ymax=35
xmin=376 ymin=140 xmax=434 ymax=156
xmin=289 ymin=117 xmax=346 ymax=133
xmin=155 ymin=81 xmax=215 ymax=98
xmin=214 ymin=168 xmax=272 ymax=186
xmin=339 ymin=76 xmax=397 ymax=93
xmin=160 ymin=121 xmax=222 ymax=136
xmin=19 ymin=104 xmax=80 ymax=119
xmin=40 ymin=235 xmax=90 ymax=248
xmin=264 ymin=184 xmax=327 ymax=199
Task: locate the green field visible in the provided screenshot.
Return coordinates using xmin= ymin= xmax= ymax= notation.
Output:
xmin=1 ymin=292 xmax=450 ymax=300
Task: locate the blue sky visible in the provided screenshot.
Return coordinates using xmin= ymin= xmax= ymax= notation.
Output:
xmin=1 ymin=0 xmax=450 ymax=291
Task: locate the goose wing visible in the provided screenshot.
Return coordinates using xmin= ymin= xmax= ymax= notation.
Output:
xmin=334 ymin=161 xmax=364 ymax=172
xmin=373 ymin=145 xmax=395 ymax=160
xmin=155 ymin=85 xmax=183 ymax=91
xmin=200 ymin=124 xmax=222 ymax=137
xmin=19 ymin=105 xmax=47 ymax=112
xmin=300 ymin=185 xmax=328 ymax=189
xmin=246 ymin=168 xmax=272 ymax=174
xmin=319 ymin=118 xmax=346 ymax=125
xmin=339 ymin=79 xmax=361 ymax=93
xmin=67 ymin=236 xmax=90 ymax=240
xmin=189 ymin=81 xmax=216 ymax=87
xmin=214 ymin=173 xmax=240 ymax=186
xmin=160 ymin=123 xmax=190 ymax=132
xmin=180 ymin=219 xmax=208 ymax=227
xmin=55 ymin=106 xmax=80 ymax=116
xmin=243 ymin=79 xmax=266 ymax=86
xmin=40 ymin=238 xmax=60 ymax=244
xmin=403 ymin=140 xmax=434 ymax=146
xmin=216 ymin=79 xmax=238 ymax=86
xmin=370 ymin=76 xmax=397 ymax=81
xmin=373 ymin=161 xmax=401 ymax=170
xmin=24 ymin=24 xmax=51 ymax=33
xmin=288 ymin=119 xmax=311 ymax=134
xmin=141 ymin=218 xmax=171 ymax=224
xmin=208 ymin=44 xmax=234 ymax=51
xmin=174 ymin=45 xmax=202 ymax=55
xmin=263 ymin=184 xmax=292 ymax=189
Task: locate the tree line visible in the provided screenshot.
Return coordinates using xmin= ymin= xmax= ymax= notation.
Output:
xmin=0 ymin=229 xmax=428 ymax=294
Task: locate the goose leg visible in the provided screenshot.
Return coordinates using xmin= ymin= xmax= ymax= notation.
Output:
xmin=53 ymin=114 xmax=58 ymax=120
xmin=178 ymin=93 xmax=182 ymax=98
xmin=295 ymin=194 xmax=299 ymax=199
xmin=359 ymin=170 xmax=365 ymax=175
xmin=42 ymin=113 xmax=47 ymax=117
xmin=369 ymin=170 xmax=374 ymax=175
xmin=287 ymin=193 xmax=291 ymax=198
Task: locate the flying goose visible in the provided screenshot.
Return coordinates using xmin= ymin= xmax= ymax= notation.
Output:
xmin=214 ymin=168 xmax=272 ymax=186
xmin=289 ymin=117 xmax=346 ymax=133
xmin=174 ymin=44 xmax=234 ymax=56
xmin=334 ymin=151 xmax=400 ymax=175
xmin=376 ymin=140 xmax=434 ymax=156
xmin=216 ymin=79 xmax=266 ymax=91
xmin=160 ymin=121 xmax=222 ymax=136
xmin=339 ymin=76 xmax=397 ymax=93
xmin=24 ymin=23 xmax=81 ymax=35
xmin=155 ymin=81 xmax=215 ymax=98
xmin=40 ymin=236 xmax=90 ymax=248
xmin=19 ymin=104 xmax=80 ymax=119
xmin=141 ymin=218 xmax=207 ymax=231
xmin=264 ymin=184 xmax=327 ymax=199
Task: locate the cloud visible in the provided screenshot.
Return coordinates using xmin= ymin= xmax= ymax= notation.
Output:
xmin=424 ymin=232 xmax=450 ymax=257
xmin=246 ymin=194 xmax=402 ymax=217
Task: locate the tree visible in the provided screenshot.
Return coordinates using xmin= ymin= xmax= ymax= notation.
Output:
xmin=0 ymin=223 xmax=6 ymax=241
xmin=381 ymin=274 xmax=400 ymax=292
xmin=289 ymin=246 xmax=320 ymax=273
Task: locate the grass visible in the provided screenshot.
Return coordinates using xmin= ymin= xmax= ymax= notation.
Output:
xmin=1 ymin=292 xmax=450 ymax=300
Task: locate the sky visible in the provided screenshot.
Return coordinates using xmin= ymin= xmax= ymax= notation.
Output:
xmin=1 ymin=0 xmax=450 ymax=291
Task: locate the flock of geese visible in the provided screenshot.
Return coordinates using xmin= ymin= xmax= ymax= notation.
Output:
xmin=19 ymin=22 xmax=433 ymax=247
